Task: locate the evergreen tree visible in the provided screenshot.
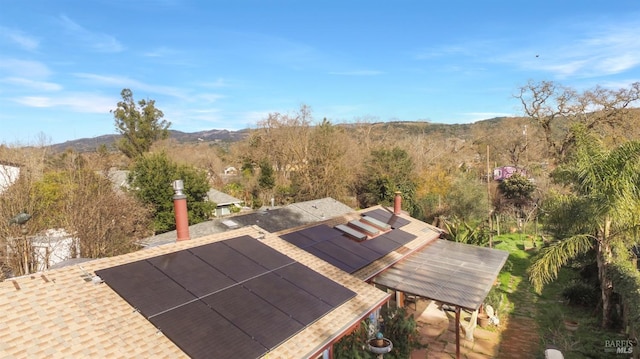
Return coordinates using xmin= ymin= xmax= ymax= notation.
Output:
xmin=112 ymin=88 xmax=171 ymax=159
xmin=128 ymin=152 xmax=215 ymax=233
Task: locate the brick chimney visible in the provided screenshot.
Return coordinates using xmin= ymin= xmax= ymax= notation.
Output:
xmin=393 ymin=191 xmax=402 ymax=215
xmin=172 ymin=180 xmax=190 ymax=241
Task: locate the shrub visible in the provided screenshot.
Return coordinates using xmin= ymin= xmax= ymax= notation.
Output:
xmin=562 ymin=279 xmax=599 ymax=307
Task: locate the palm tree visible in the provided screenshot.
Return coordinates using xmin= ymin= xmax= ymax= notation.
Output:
xmin=528 ymin=126 xmax=640 ymax=328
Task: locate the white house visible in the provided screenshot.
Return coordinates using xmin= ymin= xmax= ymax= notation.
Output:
xmin=31 ymin=229 xmax=79 ymax=271
xmin=0 ymin=161 xmax=20 ymax=194
xmin=206 ymin=188 xmax=244 ymax=217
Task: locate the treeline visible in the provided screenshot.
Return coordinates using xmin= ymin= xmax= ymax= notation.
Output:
xmin=2 ymin=81 xmax=640 ymax=343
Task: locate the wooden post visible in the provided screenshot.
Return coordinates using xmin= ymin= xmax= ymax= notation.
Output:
xmin=455 ymin=306 xmax=461 ymax=359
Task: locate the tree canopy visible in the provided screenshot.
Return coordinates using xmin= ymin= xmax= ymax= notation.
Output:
xmin=529 ymin=126 xmax=640 ymax=327
xmin=112 ymin=88 xmax=171 ymax=159
xmin=356 ymin=147 xmax=419 ymax=216
xmin=127 ymin=152 xmax=215 ymax=234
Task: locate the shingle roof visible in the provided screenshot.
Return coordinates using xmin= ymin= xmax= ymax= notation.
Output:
xmin=0 ymin=224 xmax=396 ymax=358
xmin=141 ymin=197 xmax=353 ymax=248
xmin=206 ymin=188 xmax=243 ymax=205
xmin=0 ymin=203 xmax=449 ymax=359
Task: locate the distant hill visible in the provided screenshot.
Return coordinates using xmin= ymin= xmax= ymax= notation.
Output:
xmin=48 ymin=129 xmax=250 ymax=153
xmin=47 ymin=110 xmax=640 ymax=156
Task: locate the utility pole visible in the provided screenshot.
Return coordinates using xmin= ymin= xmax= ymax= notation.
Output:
xmin=523 ymin=125 xmax=528 ymax=166
xmin=487 ymin=145 xmax=493 ymax=248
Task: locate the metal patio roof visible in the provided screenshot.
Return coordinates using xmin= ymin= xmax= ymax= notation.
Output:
xmin=372 ymin=239 xmax=509 ymax=310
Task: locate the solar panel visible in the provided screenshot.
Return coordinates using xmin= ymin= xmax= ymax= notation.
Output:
xmin=276 ymin=263 xmax=356 ymax=307
xmin=361 ymin=235 xmax=402 ymax=256
xmin=222 ymin=235 xmax=294 ymax=270
xmin=149 ymin=300 xmax=266 ymax=359
xmin=98 ymin=235 xmax=356 ymax=358
xmin=304 ymin=246 xmax=356 ymax=273
xmin=190 ymin=242 xmax=266 ymax=282
xmin=243 ymin=272 xmax=333 ymax=326
xmin=379 ymin=229 xmax=417 ymax=246
xmin=327 ymin=236 xmax=383 ymax=262
xmin=297 ymin=224 xmax=343 ymax=242
xmin=280 ymin=231 xmax=318 ymax=248
xmin=148 ymin=250 xmax=236 ymax=297
xmin=202 ymin=285 xmax=304 ymax=349
xmin=95 ymin=260 xmax=196 ymax=318
xmin=313 ymin=240 xmax=371 ymax=273
xmin=361 ymin=209 xmax=410 ymax=228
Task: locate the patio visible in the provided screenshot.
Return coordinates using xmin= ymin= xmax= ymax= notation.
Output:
xmin=408 ymin=299 xmax=501 ymax=359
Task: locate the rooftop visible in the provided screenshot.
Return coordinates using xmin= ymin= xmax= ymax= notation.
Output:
xmin=0 ymin=199 xmax=506 ymax=359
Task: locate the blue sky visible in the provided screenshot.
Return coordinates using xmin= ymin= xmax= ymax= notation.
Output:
xmin=1 ymin=0 xmax=640 ymax=145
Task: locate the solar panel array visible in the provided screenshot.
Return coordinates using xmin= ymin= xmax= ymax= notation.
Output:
xmin=96 ymin=235 xmax=356 ymax=359
xmin=361 ymin=208 xmax=411 ymax=228
xmin=280 ymin=224 xmax=417 ymax=274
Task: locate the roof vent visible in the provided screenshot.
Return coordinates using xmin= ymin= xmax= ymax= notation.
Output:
xmin=222 ymin=219 xmax=240 ymax=229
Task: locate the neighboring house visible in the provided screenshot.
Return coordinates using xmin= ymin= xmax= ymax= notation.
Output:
xmin=0 ymin=161 xmax=20 ymax=194
xmin=206 ymin=188 xmax=243 ymax=217
xmin=0 ymin=195 xmax=508 ymax=359
xmin=142 ymin=197 xmax=354 ymax=247
xmin=493 ymin=165 xmax=527 ymax=181
xmin=103 ymin=168 xmax=130 ymax=192
xmin=31 ymin=229 xmax=79 ymax=271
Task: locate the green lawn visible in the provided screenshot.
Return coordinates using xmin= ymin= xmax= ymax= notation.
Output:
xmin=491 ymin=234 xmax=627 ymax=358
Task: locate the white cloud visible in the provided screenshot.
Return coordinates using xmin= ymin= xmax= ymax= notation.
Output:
xmin=2 ymin=77 xmax=62 ymax=91
xmin=196 ymin=93 xmax=225 ymax=103
xmin=0 ymin=59 xmax=51 ymax=78
xmin=500 ymin=19 xmax=640 ymax=79
xmin=58 ymin=15 xmax=123 ymax=53
xmin=13 ymin=93 xmax=115 ymax=113
xmin=74 ymin=73 xmax=186 ymax=99
xmin=142 ymin=47 xmax=170 ymax=58
xmin=0 ymin=27 xmax=39 ymax=51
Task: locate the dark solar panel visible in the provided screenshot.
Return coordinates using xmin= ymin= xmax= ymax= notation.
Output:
xmin=297 ymin=224 xmax=343 ymax=242
xmin=304 ymin=246 xmax=356 ymax=273
xmin=280 ymin=231 xmax=318 ymax=248
xmin=276 ymin=263 xmax=356 ymax=307
xmin=361 ymin=209 xmax=410 ymax=228
xmin=243 ymin=272 xmax=333 ymax=325
xmin=379 ymin=229 xmax=417 ymax=246
xmin=361 ymin=235 xmax=402 ymax=256
xmin=148 ymin=250 xmax=236 ymax=297
xmin=202 ymin=285 xmax=304 ymax=349
xmin=327 ymin=236 xmax=383 ymax=262
xmin=222 ymin=235 xmax=294 ymax=270
xmin=149 ymin=300 xmax=266 ymax=359
xmin=313 ymin=240 xmax=370 ymax=273
xmin=98 ymin=235 xmax=356 ymax=358
xmin=95 ymin=260 xmax=196 ymax=318
xmin=190 ymin=242 xmax=266 ymax=282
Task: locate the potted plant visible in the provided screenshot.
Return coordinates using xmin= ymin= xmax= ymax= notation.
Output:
xmin=563 ymin=319 xmax=579 ymax=331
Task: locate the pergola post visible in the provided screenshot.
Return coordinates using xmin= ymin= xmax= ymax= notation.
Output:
xmin=455 ymin=306 xmax=461 ymax=359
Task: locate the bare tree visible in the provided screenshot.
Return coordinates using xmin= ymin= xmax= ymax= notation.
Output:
xmin=516 ymin=80 xmax=640 ymax=162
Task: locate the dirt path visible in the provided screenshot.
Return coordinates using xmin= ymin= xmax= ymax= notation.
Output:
xmin=496 ymin=275 xmax=540 ymax=358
